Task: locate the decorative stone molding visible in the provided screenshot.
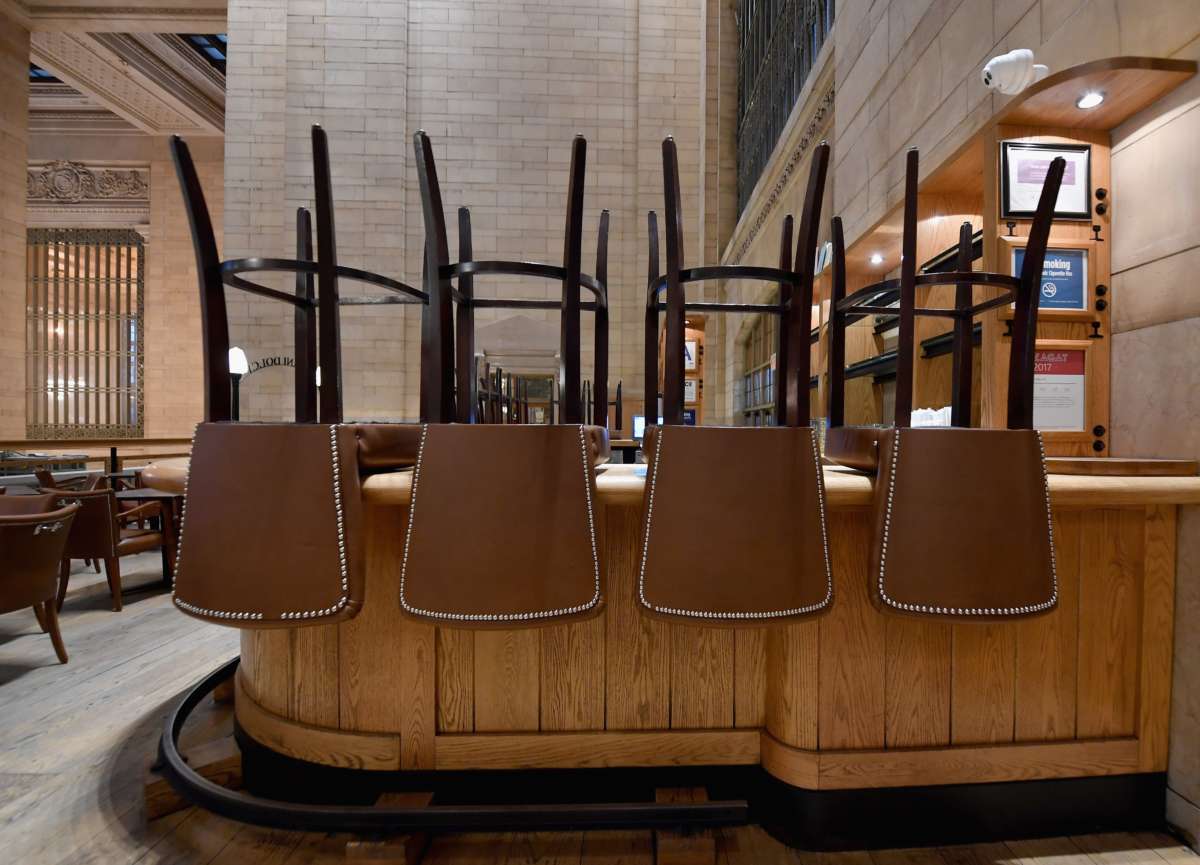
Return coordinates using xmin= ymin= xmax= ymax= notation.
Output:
xmin=28 ymin=161 xmax=149 ymax=203
xmin=27 ymin=161 xmax=150 ymax=227
xmin=725 ymin=84 xmax=835 ymax=266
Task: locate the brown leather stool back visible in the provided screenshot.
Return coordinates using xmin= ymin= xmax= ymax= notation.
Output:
xmin=0 ymin=504 xmax=78 ymax=614
xmin=399 ymin=424 xmax=606 ymax=626
xmin=636 ymin=137 xmax=833 ymax=626
xmin=825 ymin=148 xmax=1065 ymax=620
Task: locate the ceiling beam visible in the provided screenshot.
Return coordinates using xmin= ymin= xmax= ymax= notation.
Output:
xmin=9 ymin=0 xmax=224 ymax=32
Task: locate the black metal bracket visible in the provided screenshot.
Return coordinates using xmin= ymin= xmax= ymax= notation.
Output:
xmin=158 ymin=660 xmax=749 ymax=834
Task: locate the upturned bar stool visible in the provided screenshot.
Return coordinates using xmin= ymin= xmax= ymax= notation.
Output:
xmin=636 ymin=137 xmax=833 ymax=625
xmin=169 ymin=126 xmax=426 ymax=628
xmin=825 ymin=147 xmax=1066 ymax=619
xmin=397 ymin=131 xmax=611 ymax=628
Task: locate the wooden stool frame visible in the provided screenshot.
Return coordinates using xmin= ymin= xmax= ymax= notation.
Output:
xmin=646 ymin=137 xmax=830 ymax=427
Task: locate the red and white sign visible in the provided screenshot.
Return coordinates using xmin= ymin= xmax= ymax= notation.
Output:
xmin=1033 ymin=349 xmax=1086 ymax=431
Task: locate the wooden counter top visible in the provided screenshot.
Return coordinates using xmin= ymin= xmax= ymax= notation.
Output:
xmin=361 ymin=462 xmax=1200 ymax=508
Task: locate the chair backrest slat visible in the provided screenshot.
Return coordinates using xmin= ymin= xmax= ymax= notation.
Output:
xmin=294 ymin=207 xmax=318 ymax=423
xmin=827 ymin=216 xmax=847 ymax=428
xmin=661 ymin=138 xmax=687 ymax=426
xmin=951 ymin=220 xmax=974 ymax=428
xmin=593 ymin=209 xmax=610 ymax=427
xmin=413 ymin=130 xmax=456 ymax=423
xmin=456 ymin=207 xmax=476 ymax=423
xmin=559 ymin=136 xmax=587 ymax=425
xmin=311 ymin=126 xmax=344 ymax=423
xmin=894 ymin=149 xmax=920 ymax=429
xmin=645 ymin=210 xmax=660 ymax=424
xmin=773 ymin=214 xmax=794 ymax=425
xmin=785 ymin=142 xmax=830 ymax=428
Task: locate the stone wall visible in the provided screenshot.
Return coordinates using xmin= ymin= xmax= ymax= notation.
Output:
xmin=0 ymin=19 xmax=30 ymax=438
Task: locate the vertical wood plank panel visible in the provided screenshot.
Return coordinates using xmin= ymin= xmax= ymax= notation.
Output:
xmin=1077 ymin=508 xmax=1143 ymax=738
xmin=240 ymin=630 xmax=293 ymax=718
xmin=338 ymin=503 xmax=404 ymax=733
xmin=399 ymin=619 xmax=436 ymax=769
xmin=885 ymin=619 xmax=951 ymax=747
xmin=951 ymin=622 xmax=1016 ymax=744
xmin=473 ymin=631 xmax=540 ymax=732
xmin=436 ymin=628 xmax=474 ymax=733
xmin=1139 ymin=505 xmax=1176 ymax=769
xmin=819 ymin=512 xmax=885 ymax=749
xmin=765 ymin=622 xmax=818 ymax=748
xmin=291 ymin=625 xmax=339 ymax=728
xmin=540 ymin=616 xmax=605 ymax=731
xmin=670 ymin=627 xmax=734 ymax=729
xmin=1015 ymin=510 xmax=1080 ymax=741
xmin=604 ymin=504 xmax=669 ymax=729
xmin=734 ymin=628 xmax=767 ymax=728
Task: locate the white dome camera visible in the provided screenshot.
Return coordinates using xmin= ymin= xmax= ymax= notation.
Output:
xmin=981 ymin=49 xmax=1049 ymax=95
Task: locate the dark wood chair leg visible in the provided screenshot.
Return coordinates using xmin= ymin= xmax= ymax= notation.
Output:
xmin=104 ymin=557 xmax=123 ymax=612
xmin=56 ymin=557 xmax=71 ymax=612
xmin=32 ymin=603 xmax=47 ymax=632
xmin=43 ymin=601 xmax=68 ymax=664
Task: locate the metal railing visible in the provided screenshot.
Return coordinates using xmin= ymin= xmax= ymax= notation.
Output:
xmin=737 ymin=0 xmax=834 ymax=213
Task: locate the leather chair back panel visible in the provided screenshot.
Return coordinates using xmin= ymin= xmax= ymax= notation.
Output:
xmin=0 ymin=493 xmax=60 ymax=516
xmin=400 ymin=424 xmax=605 ymax=628
xmin=871 ymin=427 xmax=1057 ymax=620
xmin=173 ymin=423 xmax=365 ymax=628
xmin=638 ymin=426 xmax=832 ymax=625
xmin=0 ymin=505 xmax=78 ymax=613
xmin=824 ymin=426 xmax=883 ymax=473
xmin=53 ymin=488 xmax=118 ymax=559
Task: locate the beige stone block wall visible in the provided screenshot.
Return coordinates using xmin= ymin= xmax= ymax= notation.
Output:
xmin=1110 ymin=60 xmax=1200 ymax=847
xmin=0 ymin=20 xmax=30 ymax=438
xmin=144 ymin=140 xmax=222 ymax=438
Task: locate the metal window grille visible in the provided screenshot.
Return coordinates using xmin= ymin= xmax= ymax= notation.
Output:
xmin=737 ymin=0 xmax=835 ymax=214
xmin=25 ymin=228 xmax=145 ymax=439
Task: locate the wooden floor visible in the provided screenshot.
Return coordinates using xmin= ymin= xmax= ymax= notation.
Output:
xmin=1 ymin=555 xmax=1197 ymax=865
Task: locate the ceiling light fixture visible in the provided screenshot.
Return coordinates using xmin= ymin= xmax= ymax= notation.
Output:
xmin=1076 ymin=91 xmax=1104 ymax=109
xmin=869 ymin=252 xmax=884 ymax=266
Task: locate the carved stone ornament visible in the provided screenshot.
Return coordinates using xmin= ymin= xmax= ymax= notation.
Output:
xmin=27 ymin=161 xmax=149 ymax=204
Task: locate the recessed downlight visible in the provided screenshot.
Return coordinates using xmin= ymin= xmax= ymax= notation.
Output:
xmin=1076 ymin=91 xmax=1104 ymax=109
xmin=869 ymin=252 xmax=884 ymax=266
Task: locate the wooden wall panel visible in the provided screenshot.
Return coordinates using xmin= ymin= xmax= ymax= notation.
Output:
xmin=670 ymin=627 xmax=734 ymax=729
xmin=951 ymin=623 xmax=1016 ymax=744
xmin=884 ymin=619 xmax=951 ymax=747
xmin=765 ymin=622 xmax=818 ymax=749
xmin=540 ymin=617 xmax=605 ymax=731
xmin=291 ymin=625 xmax=339 ymax=728
xmin=473 ymin=631 xmax=540 ymax=732
xmin=436 ymin=629 xmax=474 ymax=733
xmin=1077 ymin=508 xmax=1143 ymax=738
xmin=734 ymin=629 xmax=767 ymax=728
xmin=1014 ymin=511 xmax=1080 ymax=741
xmin=818 ymin=512 xmax=886 ymax=749
xmin=603 ymin=504 xmax=670 ymax=730
xmin=338 ymin=503 xmax=404 ymax=733
xmin=1138 ymin=505 xmax=1176 ymax=770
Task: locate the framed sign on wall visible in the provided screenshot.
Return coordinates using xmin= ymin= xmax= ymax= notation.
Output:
xmin=1002 ymin=237 xmax=1095 ymax=320
xmin=1000 ymin=141 xmax=1091 ymax=219
xmin=1032 ymin=339 xmax=1099 ymax=447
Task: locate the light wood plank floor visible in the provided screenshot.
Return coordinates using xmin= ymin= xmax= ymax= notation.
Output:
xmin=1 ymin=555 xmax=1197 ymax=864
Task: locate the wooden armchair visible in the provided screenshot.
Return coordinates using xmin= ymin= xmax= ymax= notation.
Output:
xmin=0 ymin=494 xmax=79 ymax=663
xmin=49 ymin=488 xmax=166 ymax=612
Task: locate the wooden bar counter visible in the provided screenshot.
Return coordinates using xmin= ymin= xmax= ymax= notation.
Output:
xmin=236 ymin=463 xmax=1200 ymax=792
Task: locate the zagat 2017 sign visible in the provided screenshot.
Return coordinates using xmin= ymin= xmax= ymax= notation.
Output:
xmin=245 ymin=356 xmax=294 ymax=376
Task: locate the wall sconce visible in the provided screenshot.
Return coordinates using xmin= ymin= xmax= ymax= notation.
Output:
xmin=228 ymin=346 xmax=249 ymax=421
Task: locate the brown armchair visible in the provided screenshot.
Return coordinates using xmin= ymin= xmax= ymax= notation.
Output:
xmin=50 ymin=488 xmax=166 ymax=612
xmin=0 ymin=494 xmax=79 ymax=663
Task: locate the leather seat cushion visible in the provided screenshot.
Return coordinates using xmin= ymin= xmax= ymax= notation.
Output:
xmin=400 ymin=424 xmax=605 ymax=627
xmin=118 ymin=527 xmax=162 ymax=556
xmin=823 ymin=425 xmax=885 ymax=473
xmin=870 ymin=427 xmax=1057 ymax=620
xmin=173 ymin=423 xmax=365 ymax=628
xmin=638 ymin=425 xmax=832 ymax=625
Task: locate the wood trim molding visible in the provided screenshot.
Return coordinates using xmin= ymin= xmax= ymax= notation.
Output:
xmin=761 ymin=731 xmax=1142 ymax=790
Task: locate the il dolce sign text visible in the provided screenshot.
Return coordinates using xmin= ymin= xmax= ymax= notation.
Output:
xmin=245 ymin=356 xmax=294 ymax=376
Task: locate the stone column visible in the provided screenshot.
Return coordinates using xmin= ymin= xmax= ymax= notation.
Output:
xmin=0 ymin=16 xmax=29 ymax=438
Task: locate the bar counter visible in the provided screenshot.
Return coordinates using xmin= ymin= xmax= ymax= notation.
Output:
xmin=236 ymin=463 xmax=1200 ymax=792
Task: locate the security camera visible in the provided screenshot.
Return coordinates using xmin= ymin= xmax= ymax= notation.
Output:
xmin=981 ymin=49 xmax=1049 ymax=95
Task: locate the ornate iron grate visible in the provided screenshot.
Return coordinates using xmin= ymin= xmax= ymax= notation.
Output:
xmin=25 ymin=228 xmax=145 ymax=439
xmin=737 ymin=0 xmax=834 ymax=213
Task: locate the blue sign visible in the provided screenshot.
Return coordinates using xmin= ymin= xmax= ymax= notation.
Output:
xmin=1014 ymin=247 xmax=1088 ymax=311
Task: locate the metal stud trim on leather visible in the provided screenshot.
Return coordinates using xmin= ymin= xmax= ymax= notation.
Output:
xmin=638 ymin=426 xmax=833 ymax=621
xmin=172 ymin=424 xmax=353 ymax=622
xmin=398 ymin=423 xmax=603 ymax=623
xmin=875 ymin=428 xmax=1059 ymax=617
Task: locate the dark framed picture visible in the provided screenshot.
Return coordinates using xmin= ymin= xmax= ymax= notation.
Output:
xmin=1000 ymin=141 xmax=1091 ymax=220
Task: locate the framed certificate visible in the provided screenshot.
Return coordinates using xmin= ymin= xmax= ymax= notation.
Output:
xmin=684 ymin=377 xmax=698 ymax=404
xmin=1003 ymin=238 xmax=1094 ymax=319
xmin=684 ymin=339 xmax=699 ymax=371
xmin=1001 ymin=141 xmax=1091 ymax=220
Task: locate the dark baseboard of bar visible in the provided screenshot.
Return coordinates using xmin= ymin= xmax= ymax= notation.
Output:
xmin=758 ymin=771 xmax=1168 ymax=850
xmin=238 ymin=724 xmax=1166 ymax=848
